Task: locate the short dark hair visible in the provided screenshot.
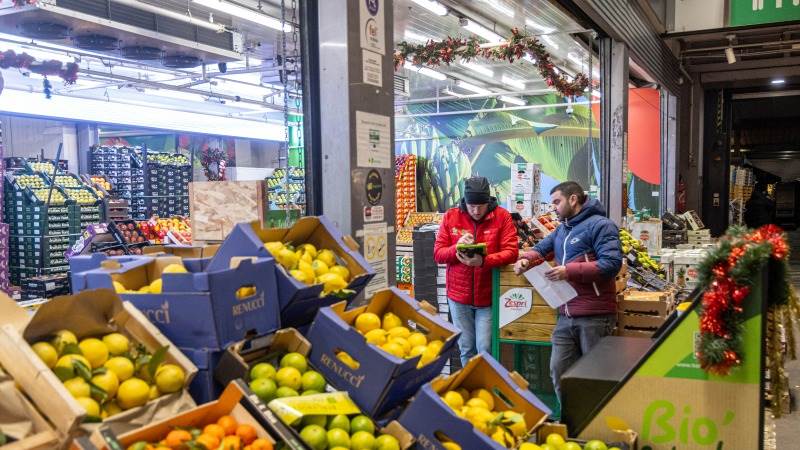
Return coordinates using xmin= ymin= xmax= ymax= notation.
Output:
xmin=551 ymin=181 xmax=587 ymax=203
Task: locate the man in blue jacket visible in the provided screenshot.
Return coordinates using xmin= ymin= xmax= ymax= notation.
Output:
xmin=514 ymin=181 xmax=622 ymax=401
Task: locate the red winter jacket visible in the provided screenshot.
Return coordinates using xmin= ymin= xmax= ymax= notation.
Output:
xmin=434 ymin=198 xmax=519 ymax=307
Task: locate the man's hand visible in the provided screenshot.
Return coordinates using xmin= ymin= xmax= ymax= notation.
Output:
xmin=457 ymin=233 xmax=474 ymax=245
xmin=513 ymin=259 xmax=530 ymax=275
xmin=457 ymin=251 xmax=483 ymax=267
xmin=545 ymin=265 xmax=568 ymax=281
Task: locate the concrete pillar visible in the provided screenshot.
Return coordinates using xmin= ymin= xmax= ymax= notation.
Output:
xmin=599 ymin=38 xmax=628 ymax=224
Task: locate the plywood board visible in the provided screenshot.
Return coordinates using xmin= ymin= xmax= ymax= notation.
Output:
xmin=500 ymin=322 xmax=555 ymax=342
xmin=189 ymin=181 xmax=267 ymax=242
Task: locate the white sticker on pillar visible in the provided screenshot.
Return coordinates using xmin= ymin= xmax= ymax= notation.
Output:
xmin=363 ymin=205 xmax=384 ymax=222
xmin=362 ymin=49 xmax=383 ymax=87
xmin=355 ymin=111 xmax=391 ymax=168
xmin=359 ymin=0 xmax=385 ymax=55
xmin=498 ymin=288 xmax=533 ymax=328
xmin=363 ymin=222 xmax=389 ymax=297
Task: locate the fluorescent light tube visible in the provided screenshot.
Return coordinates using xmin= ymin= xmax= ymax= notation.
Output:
xmin=417 ymin=66 xmax=447 ymax=80
xmin=456 ymin=80 xmax=491 ymax=94
xmin=461 ymin=19 xmax=504 ymax=43
xmin=462 ymin=62 xmax=494 ymax=77
xmin=410 ymin=0 xmax=448 ymax=16
xmin=499 ymin=95 xmax=524 ymax=105
xmin=501 ymin=75 xmax=525 ymax=90
xmin=771 ymin=79 xmax=785 ymax=84
xmin=484 ymin=0 xmax=514 ymax=17
xmin=193 ymin=0 xmax=292 ymax=31
xmin=525 ymin=19 xmax=555 ymax=34
xmin=443 ymin=88 xmax=467 ymax=98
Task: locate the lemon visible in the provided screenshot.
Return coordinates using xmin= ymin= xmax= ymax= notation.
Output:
xmin=149 ymin=278 xmax=163 ymax=294
xmin=298 ymin=261 xmax=316 ymax=281
xmin=428 ymin=340 xmax=444 ymax=352
xmin=336 ymin=351 xmax=360 ymax=370
xmin=380 ymin=341 xmax=405 ymax=359
xmin=364 ymin=329 xmax=387 ymax=346
xmin=408 ymin=332 xmax=427 ymax=348
xmin=102 ymin=333 xmax=130 ymax=356
xmin=92 ymin=370 xmax=120 ymax=399
xmin=298 ymin=243 xmax=318 ymax=258
xmin=417 ymin=347 xmax=439 ymax=368
xmin=300 ymin=252 xmax=314 ymax=264
xmin=290 ymin=269 xmax=311 ymax=285
xmin=317 ymin=249 xmax=337 ymax=268
xmin=51 ymin=330 xmax=77 ymax=355
xmin=104 ymin=357 xmax=135 ymax=381
xmin=519 ymin=444 xmax=543 ymax=450
xmin=355 ymin=313 xmax=381 ymax=334
xmin=149 ymin=385 xmax=160 ymax=400
xmin=311 ymin=260 xmax=329 ymax=277
xmin=117 ymin=378 xmax=150 ymax=410
xmin=162 ymin=263 xmax=188 ymax=274
xmin=442 ymin=443 xmax=462 ymax=450
xmin=546 ymin=434 xmax=566 ymax=447
xmin=55 ymin=354 xmax=91 ymax=381
xmin=276 ymin=248 xmax=299 ymax=270
xmin=138 ymin=285 xmax=151 ymax=294
xmin=470 ymin=389 xmax=495 ymax=410
xmin=388 ymin=327 xmax=411 ymax=340
xmin=443 ymin=391 xmax=465 ymax=410
xmin=64 ymin=377 xmax=91 ymax=398
xmin=457 ymin=388 xmax=470 ymax=403
xmin=328 ymin=265 xmax=351 ymax=282
xmin=79 ymin=338 xmax=109 ymax=369
xmin=32 ymin=342 xmax=58 ymax=368
xmin=155 ymin=364 xmax=185 ymax=394
xmin=466 ymin=397 xmax=489 ymax=410
xmin=318 ymin=273 xmax=347 ymax=294
xmin=101 ymin=401 xmax=123 ymax=419
xmin=264 ymin=241 xmax=284 ymax=254
xmin=381 ymin=312 xmax=402 ymax=331
xmin=75 ymin=397 xmax=101 ymax=417
xmin=112 ymin=280 xmax=127 ymax=293
xmin=391 ymin=337 xmax=411 ymax=356
xmin=409 ymin=345 xmax=427 ymax=358
xmin=504 ymin=411 xmax=528 ymax=438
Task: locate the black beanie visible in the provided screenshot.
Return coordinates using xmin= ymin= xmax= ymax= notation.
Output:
xmin=464 ymin=176 xmax=491 ymax=204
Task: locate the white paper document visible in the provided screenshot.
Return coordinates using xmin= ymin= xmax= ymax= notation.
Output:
xmin=523 ymin=262 xmax=578 ymax=309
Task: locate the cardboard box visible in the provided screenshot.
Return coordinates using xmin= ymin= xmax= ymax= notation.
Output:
xmin=307 ymin=288 xmax=460 ymax=417
xmin=69 ymin=254 xmax=280 ymax=350
xmin=399 ymin=353 xmax=550 ymax=450
xmin=179 ymin=347 xmax=225 ymax=405
xmin=215 ymin=328 xmax=311 ymax=387
xmin=0 ymin=290 xmax=198 ymax=437
xmin=89 ymin=381 xmax=300 ymax=450
xmin=535 ymin=423 xmax=637 ymax=450
xmin=507 ymin=194 xmax=534 ymax=218
xmin=0 ymin=326 xmax=82 ymax=449
xmin=141 ymin=244 xmax=219 ymax=272
xmin=206 ymin=216 xmax=375 ymax=329
xmin=510 ymin=163 xmax=541 ymax=194
xmin=629 ymin=220 xmax=662 ymax=256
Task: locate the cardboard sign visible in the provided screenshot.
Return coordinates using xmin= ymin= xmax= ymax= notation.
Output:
xmin=189 ymin=181 xmax=267 ymax=242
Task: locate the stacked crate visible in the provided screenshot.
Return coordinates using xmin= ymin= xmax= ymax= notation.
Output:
xmin=143 ymin=152 xmax=191 ymax=218
xmin=616 ymin=290 xmax=676 ymax=338
xmin=507 ymin=163 xmax=541 ymax=218
xmin=266 ymin=167 xmax=306 ymax=213
xmin=90 ymin=145 xmax=133 ymax=213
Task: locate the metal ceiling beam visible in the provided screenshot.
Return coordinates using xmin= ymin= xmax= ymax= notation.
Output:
xmin=700 ymin=65 xmax=800 ymax=84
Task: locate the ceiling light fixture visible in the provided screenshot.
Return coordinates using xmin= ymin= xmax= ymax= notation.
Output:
xmin=410 ymin=0 xmax=448 ymax=16
xmin=443 ymin=87 xmax=467 ymax=98
xmin=501 ymin=75 xmax=525 ymax=90
xmin=725 ymin=34 xmax=736 ymax=65
xmin=193 ymin=0 xmax=292 ymax=32
xmin=499 ymin=95 xmax=525 ymax=105
xmin=417 ymin=66 xmax=447 ymax=80
xmin=771 ymin=79 xmax=785 ymax=85
xmin=460 ymin=18 xmax=504 ymax=43
xmin=456 ymin=80 xmax=492 ymax=95
xmin=525 ymin=19 xmax=555 ymax=34
xmin=462 ymin=61 xmax=494 ymax=77
xmin=483 ymin=0 xmax=515 ymax=17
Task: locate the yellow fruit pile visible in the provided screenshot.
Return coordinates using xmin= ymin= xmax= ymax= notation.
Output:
xmin=32 ymin=329 xmax=186 ymax=419
xmin=620 ymin=229 xmax=663 ymax=273
xmin=352 ymin=311 xmax=443 ymax=368
xmin=438 ymin=388 xmax=529 ymax=448
xmin=264 ymin=241 xmax=351 ymax=295
xmin=113 ymin=263 xmax=188 ymax=294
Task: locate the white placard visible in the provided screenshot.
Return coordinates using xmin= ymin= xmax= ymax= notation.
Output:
xmin=523 ymin=261 xmax=578 ymax=309
xmin=359 ymin=0 xmax=385 ymax=55
xmin=363 ymin=222 xmax=388 ymax=297
xmin=362 ymin=49 xmax=383 ymax=87
xmin=355 ymin=111 xmax=391 ymax=168
xmin=498 ymin=288 xmax=533 ymax=328
xmin=363 ymin=205 xmax=385 ymax=222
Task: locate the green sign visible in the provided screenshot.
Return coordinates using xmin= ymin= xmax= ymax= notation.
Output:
xmin=730 ymin=0 xmax=800 ymax=27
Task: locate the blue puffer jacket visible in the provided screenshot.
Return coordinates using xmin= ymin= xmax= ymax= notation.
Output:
xmin=523 ymin=198 xmax=622 ymax=317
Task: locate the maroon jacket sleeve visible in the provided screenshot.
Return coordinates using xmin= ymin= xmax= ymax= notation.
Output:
xmin=434 ymin=211 xmax=459 ymax=265
xmin=483 ymin=211 xmax=520 ymax=269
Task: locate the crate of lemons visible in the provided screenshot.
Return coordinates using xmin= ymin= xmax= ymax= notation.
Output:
xmin=112 ymin=263 xmax=188 ymax=295
xmin=247 ymin=352 xmax=403 ymax=450
xmin=264 ymin=241 xmax=352 ymax=297
xmin=31 ymin=329 xmax=186 ymax=421
xmin=345 ymin=310 xmax=445 ymax=369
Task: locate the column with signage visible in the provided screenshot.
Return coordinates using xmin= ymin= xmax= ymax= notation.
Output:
xmin=317 ymin=0 xmax=396 ymax=300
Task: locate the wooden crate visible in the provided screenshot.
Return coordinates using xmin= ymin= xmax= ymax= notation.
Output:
xmin=618 ymin=290 xmax=675 ymax=316
xmin=498 ymin=266 xmax=556 ymax=342
xmin=189 ymin=181 xmax=267 ymax=242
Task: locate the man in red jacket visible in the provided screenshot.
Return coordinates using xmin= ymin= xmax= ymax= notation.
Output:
xmin=434 ymin=176 xmax=519 ymax=365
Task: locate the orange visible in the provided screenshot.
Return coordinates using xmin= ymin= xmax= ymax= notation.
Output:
xmin=236 ymin=424 xmax=258 ymax=445
xmin=204 ymin=423 xmax=226 ymax=440
xmin=250 ymin=439 xmax=273 ymax=450
xmin=218 ymin=415 xmax=238 ymax=436
xmin=165 ymin=429 xmax=192 ymax=447
xmin=221 ymin=435 xmax=242 ymax=450
xmin=195 ymin=434 xmax=220 ymax=449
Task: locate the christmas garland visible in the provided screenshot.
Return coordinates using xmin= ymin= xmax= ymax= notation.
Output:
xmin=200 ymin=147 xmax=228 ymax=181
xmin=0 ymin=49 xmax=79 ymax=84
xmin=394 ymin=28 xmax=591 ymax=97
xmin=696 ymin=225 xmax=796 ymax=378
